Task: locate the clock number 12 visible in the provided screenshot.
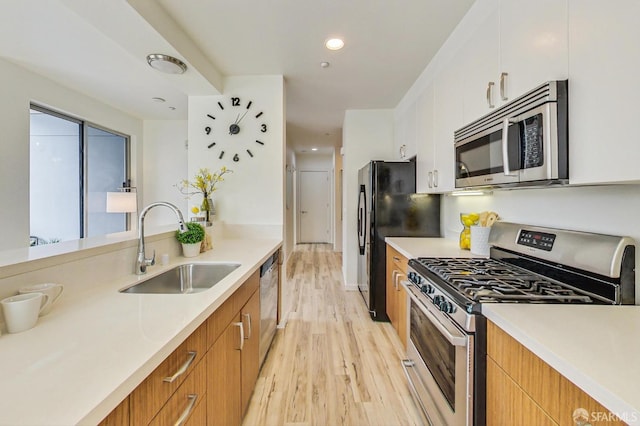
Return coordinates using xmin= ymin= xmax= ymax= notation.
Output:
xmin=231 ymin=97 xmax=240 ymax=107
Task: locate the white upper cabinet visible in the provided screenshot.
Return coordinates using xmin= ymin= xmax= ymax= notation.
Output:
xmin=499 ymin=0 xmax=568 ymax=102
xmin=433 ymin=58 xmax=465 ymax=193
xmin=415 ymin=85 xmax=435 ymax=193
xmin=459 ymin=0 xmax=568 ymax=124
xmin=459 ymin=0 xmax=500 ymax=123
xmin=394 ymin=100 xmax=417 ymax=160
xmin=568 ymin=0 xmax=640 ymax=184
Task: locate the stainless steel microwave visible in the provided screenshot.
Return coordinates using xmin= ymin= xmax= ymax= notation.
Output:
xmin=454 ymin=80 xmax=568 ymax=189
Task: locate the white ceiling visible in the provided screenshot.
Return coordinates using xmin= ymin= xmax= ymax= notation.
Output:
xmin=0 ymin=0 xmax=474 ymax=152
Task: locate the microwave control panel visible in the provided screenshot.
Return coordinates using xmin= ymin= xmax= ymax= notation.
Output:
xmin=518 ymin=229 xmax=556 ymax=251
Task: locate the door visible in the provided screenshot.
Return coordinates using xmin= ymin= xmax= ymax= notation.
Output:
xmin=207 ymin=315 xmax=242 ymax=426
xmin=298 ymin=170 xmax=330 ymax=243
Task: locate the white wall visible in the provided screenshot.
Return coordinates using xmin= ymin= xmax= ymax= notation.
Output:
xmin=142 ymin=120 xmax=189 ymax=227
xmin=342 ymin=109 xmax=394 ymax=289
xmin=187 ymin=76 xmax=284 ymax=231
xmin=0 ymin=57 xmax=143 ymax=251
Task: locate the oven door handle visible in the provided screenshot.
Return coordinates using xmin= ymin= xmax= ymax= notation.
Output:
xmin=405 ymin=282 xmax=468 ymax=347
xmin=502 ymin=117 xmax=519 ymax=177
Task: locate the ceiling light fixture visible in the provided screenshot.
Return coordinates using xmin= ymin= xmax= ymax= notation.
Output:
xmin=151 ymin=97 xmax=166 ymax=103
xmin=146 ymin=54 xmax=188 ymax=74
xmin=311 ymin=148 xmax=318 ymax=151
xmin=325 ymin=38 xmax=344 ymax=50
xmin=320 ymin=61 xmax=330 ymax=68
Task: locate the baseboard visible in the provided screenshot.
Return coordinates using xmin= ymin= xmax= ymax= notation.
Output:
xmin=344 ymin=283 xmax=359 ymax=291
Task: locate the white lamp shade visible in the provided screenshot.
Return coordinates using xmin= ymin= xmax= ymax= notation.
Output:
xmin=106 ymin=192 xmax=137 ymax=213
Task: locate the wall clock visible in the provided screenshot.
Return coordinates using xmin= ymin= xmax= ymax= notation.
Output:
xmin=203 ymin=97 xmax=268 ymax=162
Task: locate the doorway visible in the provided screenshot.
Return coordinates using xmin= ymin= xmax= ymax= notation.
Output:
xmin=298 ymin=170 xmax=330 ymax=243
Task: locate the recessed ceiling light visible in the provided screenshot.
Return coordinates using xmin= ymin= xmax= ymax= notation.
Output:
xmin=168 ymin=106 xmax=176 ymax=110
xmin=320 ymin=61 xmax=330 ymax=68
xmin=152 ymin=97 xmax=166 ymax=103
xmin=146 ymin=54 xmax=188 ymax=74
xmin=325 ymin=38 xmax=344 ymax=50
xmin=311 ymin=148 xmax=318 ymax=151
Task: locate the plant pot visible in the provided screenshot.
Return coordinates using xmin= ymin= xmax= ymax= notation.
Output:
xmin=181 ymin=242 xmax=202 ymax=258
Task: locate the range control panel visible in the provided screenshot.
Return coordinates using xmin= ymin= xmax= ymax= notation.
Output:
xmin=517 ymin=229 xmax=556 ymax=251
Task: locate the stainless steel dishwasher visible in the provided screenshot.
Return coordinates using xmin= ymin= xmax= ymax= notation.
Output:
xmin=259 ymin=251 xmax=279 ymax=367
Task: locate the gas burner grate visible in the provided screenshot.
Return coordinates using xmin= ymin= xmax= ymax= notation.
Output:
xmin=414 ymin=257 xmax=594 ymax=304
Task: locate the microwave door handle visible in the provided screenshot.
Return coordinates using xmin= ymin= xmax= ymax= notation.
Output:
xmin=502 ymin=117 xmax=518 ymax=177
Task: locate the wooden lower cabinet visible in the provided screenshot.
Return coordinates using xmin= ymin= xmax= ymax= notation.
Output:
xmin=98 ymin=397 xmax=129 ymax=426
xmin=486 ymin=357 xmax=557 ymax=426
xmin=487 ymin=321 xmax=626 ymax=426
xmin=241 ymin=288 xmax=260 ymax=415
xmin=385 ymin=245 xmax=408 ymax=348
xmin=98 ymin=269 xmax=262 ymax=426
xmin=149 ymin=357 xmax=207 ymax=426
xmin=207 ymin=313 xmax=243 ymax=426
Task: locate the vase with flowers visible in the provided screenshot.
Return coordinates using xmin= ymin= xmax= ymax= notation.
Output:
xmin=176 ymin=167 xmax=232 ymax=225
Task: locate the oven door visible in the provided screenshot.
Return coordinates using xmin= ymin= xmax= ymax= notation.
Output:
xmin=455 ymin=103 xmax=556 ymax=188
xmin=402 ymin=283 xmax=473 ymax=426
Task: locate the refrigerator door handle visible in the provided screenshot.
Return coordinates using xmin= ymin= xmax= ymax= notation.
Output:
xmin=358 ymin=185 xmax=367 ymax=255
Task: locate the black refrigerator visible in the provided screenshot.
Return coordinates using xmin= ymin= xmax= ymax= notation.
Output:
xmin=357 ymin=159 xmax=441 ymax=321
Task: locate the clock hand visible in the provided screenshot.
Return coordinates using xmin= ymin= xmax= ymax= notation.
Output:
xmin=235 ymin=110 xmax=249 ymax=125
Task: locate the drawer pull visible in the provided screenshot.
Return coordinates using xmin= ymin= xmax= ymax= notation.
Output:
xmin=174 ymin=394 xmax=198 ymax=426
xmin=163 ymin=351 xmax=197 ymax=383
xmin=234 ymin=322 xmax=245 ymax=350
xmin=393 ymin=256 xmax=400 ymax=262
xmin=242 ymin=313 xmax=252 ymax=339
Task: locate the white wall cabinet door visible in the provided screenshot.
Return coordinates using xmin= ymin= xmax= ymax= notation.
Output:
xmin=499 ymin=0 xmax=568 ymax=102
xmin=394 ymin=101 xmax=417 ymax=160
xmin=568 ymin=0 xmax=640 ymax=184
xmin=415 ymin=85 xmax=435 ymax=193
xmin=459 ymin=0 xmax=500 ymax=124
xmin=433 ymin=60 xmax=464 ymax=193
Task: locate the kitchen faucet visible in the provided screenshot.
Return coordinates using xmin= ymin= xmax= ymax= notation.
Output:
xmin=136 ymin=201 xmax=187 ymax=275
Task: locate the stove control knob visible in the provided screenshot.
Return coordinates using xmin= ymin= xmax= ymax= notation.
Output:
xmin=433 ymin=295 xmax=444 ymax=308
xmin=421 ymin=283 xmax=434 ymax=294
xmin=408 ymin=272 xmax=416 ymax=283
xmin=441 ymin=301 xmax=456 ymax=314
xmin=414 ymin=275 xmax=423 ymax=285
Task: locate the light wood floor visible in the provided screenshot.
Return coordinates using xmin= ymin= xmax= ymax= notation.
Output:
xmin=243 ymin=244 xmax=424 ymax=426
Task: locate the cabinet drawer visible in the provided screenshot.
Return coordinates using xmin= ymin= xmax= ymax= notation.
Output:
xmin=131 ymin=324 xmax=207 ymax=425
xmin=388 ymin=247 xmax=408 ymax=274
xmin=149 ymin=358 xmax=207 ymax=426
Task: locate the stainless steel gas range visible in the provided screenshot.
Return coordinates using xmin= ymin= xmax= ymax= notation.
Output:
xmin=401 ymin=222 xmax=636 ymax=426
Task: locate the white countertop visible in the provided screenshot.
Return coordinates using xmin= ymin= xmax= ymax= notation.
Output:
xmin=0 ymin=237 xmax=281 ymax=426
xmin=385 ymin=236 xmax=484 ymax=259
xmin=483 ymin=304 xmax=640 ymax=425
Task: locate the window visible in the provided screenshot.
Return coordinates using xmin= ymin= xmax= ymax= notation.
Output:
xmin=29 ymin=106 xmax=130 ymax=245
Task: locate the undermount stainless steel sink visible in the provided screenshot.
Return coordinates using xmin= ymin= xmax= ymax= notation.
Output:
xmin=120 ymin=263 xmax=240 ymax=294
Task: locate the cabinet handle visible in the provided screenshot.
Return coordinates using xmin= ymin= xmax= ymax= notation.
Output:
xmin=234 ymin=322 xmax=244 ymax=350
xmin=428 ymin=171 xmax=433 ymax=188
xmin=433 ymin=170 xmax=439 ymax=188
xmin=242 ymin=313 xmax=252 ymax=339
xmin=500 ymin=72 xmax=508 ymax=101
xmin=395 ymin=272 xmax=406 ymax=291
xmin=163 ymin=351 xmax=197 ymax=383
xmin=486 ymin=82 xmax=495 ymax=108
xmin=174 ymin=394 xmax=198 ymax=426
xmin=393 ymin=256 xmax=400 ymax=262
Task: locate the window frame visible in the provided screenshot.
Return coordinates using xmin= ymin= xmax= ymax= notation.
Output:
xmin=30 ymin=103 xmax=132 ymax=238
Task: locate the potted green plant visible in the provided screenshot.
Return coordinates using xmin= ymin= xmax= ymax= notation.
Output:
xmin=176 ymin=222 xmax=205 ymax=257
